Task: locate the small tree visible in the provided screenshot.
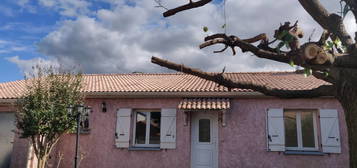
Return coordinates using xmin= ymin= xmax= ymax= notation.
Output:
xmin=16 ymin=67 xmax=83 ymax=168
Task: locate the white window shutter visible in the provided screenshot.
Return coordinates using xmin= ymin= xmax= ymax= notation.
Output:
xmin=267 ymin=108 xmax=285 ymax=151
xmin=115 ymin=108 xmax=132 ymax=148
xmin=320 ymin=109 xmax=341 ymax=153
xmin=160 ymin=108 xmax=176 ymax=149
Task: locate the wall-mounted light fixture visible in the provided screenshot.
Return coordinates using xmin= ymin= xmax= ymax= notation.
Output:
xmin=101 ymin=102 xmax=107 ymax=112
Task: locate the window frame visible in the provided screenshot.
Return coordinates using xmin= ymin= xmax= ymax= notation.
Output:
xmin=132 ymin=110 xmax=161 ymax=148
xmin=79 ymin=108 xmax=91 ymax=133
xmin=284 ymin=110 xmax=319 ymax=151
xmin=198 ymin=118 xmax=212 ymax=144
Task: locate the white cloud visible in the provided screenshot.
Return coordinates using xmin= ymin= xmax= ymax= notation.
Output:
xmin=6 ymin=56 xmax=59 ymax=76
xmin=16 ymin=0 xmax=37 ymax=13
xmin=0 ymin=39 xmax=29 ymax=54
xmin=38 ymin=0 xmax=91 ymax=17
xmin=15 ymin=0 xmax=91 ymax=17
xmin=26 ymin=1 xmax=351 ymax=74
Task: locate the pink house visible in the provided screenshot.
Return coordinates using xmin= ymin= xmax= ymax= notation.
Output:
xmin=0 ymin=72 xmax=349 ymax=168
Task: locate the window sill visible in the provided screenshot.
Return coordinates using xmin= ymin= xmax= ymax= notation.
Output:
xmin=128 ymin=147 xmax=161 ymax=151
xmin=284 ymin=151 xmax=325 ymax=156
xmin=69 ymin=129 xmax=90 ymax=134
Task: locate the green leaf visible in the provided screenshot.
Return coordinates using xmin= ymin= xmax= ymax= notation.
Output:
xmin=324 ymin=72 xmax=329 ymax=77
xmin=304 ymin=68 xmax=312 ymax=77
xmin=221 ymin=24 xmax=226 ymax=29
xmin=275 ymin=42 xmax=285 ymax=54
xmin=327 ymin=41 xmax=333 ymax=48
xmin=333 ymin=37 xmax=342 ymax=46
xmin=276 ymin=30 xmax=289 ymax=40
xmin=342 ymin=46 xmax=347 ymax=52
xmin=289 ymin=60 xmax=295 ymax=67
xmin=203 ymin=26 xmax=208 ymax=32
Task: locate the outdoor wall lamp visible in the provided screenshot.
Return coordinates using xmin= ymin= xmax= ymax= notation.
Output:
xmin=101 ymin=101 xmax=107 ymax=112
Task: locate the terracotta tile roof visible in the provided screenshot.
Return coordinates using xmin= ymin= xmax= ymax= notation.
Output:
xmin=0 ymin=72 xmax=329 ymax=99
xmin=178 ymin=98 xmax=230 ymax=110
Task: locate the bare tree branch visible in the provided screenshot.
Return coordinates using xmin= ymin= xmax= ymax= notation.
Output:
xmin=200 ymin=34 xmax=291 ymax=63
xmin=343 ymin=0 xmax=357 ymax=23
xmin=163 ymin=0 xmax=212 ymax=17
xmin=154 ymin=0 xmax=169 ymax=10
xmin=199 ymin=33 xmax=337 ymax=71
xmin=298 ymin=0 xmax=354 ymax=51
xmin=151 ymin=56 xmax=335 ymax=98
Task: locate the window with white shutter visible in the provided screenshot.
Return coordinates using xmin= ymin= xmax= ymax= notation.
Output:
xmin=267 ymin=108 xmax=341 ymax=154
xmin=267 ymin=109 xmax=285 ymax=151
xmin=115 ymin=108 xmax=132 ymax=148
xmin=320 ymin=109 xmax=341 ymax=153
xmin=160 ymin=108 xmax=176 ymax=149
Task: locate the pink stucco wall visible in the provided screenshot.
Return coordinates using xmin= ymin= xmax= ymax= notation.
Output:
xmin=219 ymin=98 xmax=348 ymax=168
xmin=48 ymin=98 xmax=191 ymax=168
xmin=5 ymin=97 xmax=349 ymax=168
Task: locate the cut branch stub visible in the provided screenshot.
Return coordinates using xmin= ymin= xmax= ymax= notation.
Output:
xmin=163 ymin=0 xmax=212 ymax=17
xmin=300 ymin=43 xmax=333 ymax=64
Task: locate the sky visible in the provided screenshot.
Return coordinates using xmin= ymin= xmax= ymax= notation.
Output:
xmin=0 ymin=0 xmax=356 ymax=82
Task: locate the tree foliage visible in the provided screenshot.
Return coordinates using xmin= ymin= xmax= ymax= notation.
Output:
xmin=16 ymin=66 xmax=83 ymax=168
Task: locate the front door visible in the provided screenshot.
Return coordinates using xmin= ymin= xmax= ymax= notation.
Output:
xmin=191 ymin=111 xmax=218 ymax=168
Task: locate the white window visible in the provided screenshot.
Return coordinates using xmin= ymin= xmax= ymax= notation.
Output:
xmin=284 ymin=110 xmax=318 ymax=151
xmin=133 ymin=110 xmax=161 ymax=148
xmin=80 ymin=109 xmax=90 ymax=133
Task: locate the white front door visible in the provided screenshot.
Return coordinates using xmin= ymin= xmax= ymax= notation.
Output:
xmin=191 ymin=111 xmax=218 ymax=168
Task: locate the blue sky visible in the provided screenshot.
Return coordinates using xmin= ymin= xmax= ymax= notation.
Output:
xmin=0 ymin=1 xmax=52 ymax=82
xmin=0 ymin=0 xmax=113 ymax=82
xmin=0 ymin=0 xmax=353 ymax=83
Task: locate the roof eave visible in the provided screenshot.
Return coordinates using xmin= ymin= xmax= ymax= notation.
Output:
xmin=0 ymin=91 xmax=335 ymax=103
xmin=83 ymin=91 xmax=265 ymax=98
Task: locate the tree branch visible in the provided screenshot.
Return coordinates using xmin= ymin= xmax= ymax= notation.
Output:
xmin=199 ymin=34 xmax=336 ymax=71
xmin=334 ymin=54 xmax=357 ymax=69
xmin=200 ymin=34 xmax=291 ymax=63
xmin=151 ymin=56 xmax=334 ymax=98
xmin=298 ymin=0 xmax=354 ymax=51
xmin=163 ymin=0 xmax=212 ymax=17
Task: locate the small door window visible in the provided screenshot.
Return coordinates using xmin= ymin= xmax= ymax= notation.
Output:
xmin=199 ymin=119 xmax=211 ymax=142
